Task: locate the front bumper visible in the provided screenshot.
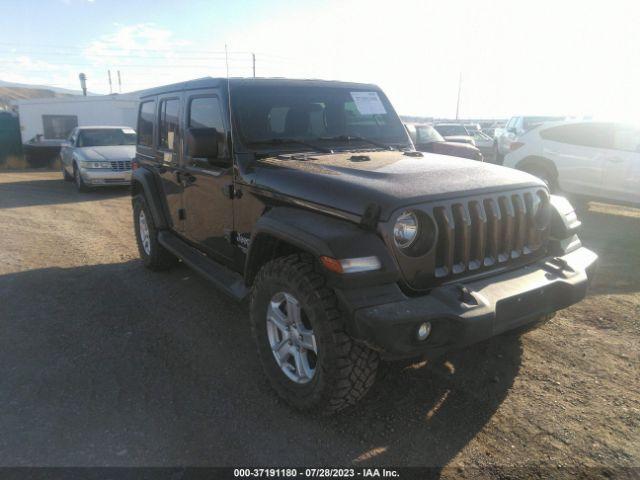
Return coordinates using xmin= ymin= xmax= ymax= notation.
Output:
xmin=351 ymin=247 xmax=597 ymax=358
xmin=80 ymin=168 xmax=132 ymax=186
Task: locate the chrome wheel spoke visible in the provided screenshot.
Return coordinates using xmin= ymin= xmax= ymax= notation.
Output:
xmin=298 ymin=328 xmax=317 ymax=353
xmin=292 ymin=348 xmax=313 ymax=381
xmin=266 ymin=291 xmax=318 ymax=384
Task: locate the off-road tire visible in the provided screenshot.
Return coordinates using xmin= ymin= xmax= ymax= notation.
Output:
xmin=61 ymin=159 xmax=73 ymax=181
xmin=73 ymin=163 xmax=90 ymax=192
xmin=132 ymin=194 xmax=178 ymax=271
xmin=250 ymin=253 xmax=379 ymax=415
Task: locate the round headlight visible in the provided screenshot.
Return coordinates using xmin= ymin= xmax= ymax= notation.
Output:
xmin=393 ymin=211 xmax=419 ymax=248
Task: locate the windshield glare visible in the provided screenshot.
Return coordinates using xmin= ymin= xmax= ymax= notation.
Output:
xmin=232 ymin=86 xmax=409 ymax=151
xmin=416 ymin=125 xmax=444 ymax=143
xmin=77 ymin=129 xmax=136 ymax=147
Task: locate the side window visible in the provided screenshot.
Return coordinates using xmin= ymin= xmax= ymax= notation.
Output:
xmin=540 ymin=123 xmax=612 ymax=149
xmin=188 ymin=96 xmax=227 ymax=159
xmin=612 ymin=125 xmax=640 ymax=152
xmin=138 ymin=100 xmax=155 ymax=147
xmin=159 ymin=99 xmax=179 ymax=150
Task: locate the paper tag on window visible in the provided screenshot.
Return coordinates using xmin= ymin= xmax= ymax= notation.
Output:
xmin=122 ymin=128 xmax=135 ymax=134
xmin=350 ymin=91 xmax=387 ymax=115
xmin=167 ymin=131 xmax=175 ymax=148
xmin=163 ymin=152 xmax=172 ymax=163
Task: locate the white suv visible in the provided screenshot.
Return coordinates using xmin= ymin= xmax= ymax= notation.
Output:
xmin=495 ymin=116 xmax=564 ymax=163
xmin=503 ymin=120 xmax=640 ymax=206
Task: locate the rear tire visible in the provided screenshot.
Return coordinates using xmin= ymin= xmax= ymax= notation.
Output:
xmin=250 ymin=253 xmax=379 ymax=415
xmin=133 ymin=194 xmax=178 ymax=271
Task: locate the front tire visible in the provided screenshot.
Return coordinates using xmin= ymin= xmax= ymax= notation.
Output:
xmin=73 ymin=164 xmax=90 ymax=192
xmin=522 ymin=164 xmax=558 ymax=193
xmin=132 ymin=194 xmax=178 ymax=271
xmin=61 ymin=159 xmax=73 ymax=181
xmin=250 ymin=254 xmax=379 ymax=415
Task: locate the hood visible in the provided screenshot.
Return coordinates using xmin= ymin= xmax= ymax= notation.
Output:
xmin=251 ymin=150 xmax=545 ymax=221
xmin=443 ymin=135 xmax=475 ymax=145
xmin=78 ymin=145 xmax=135 ymax=161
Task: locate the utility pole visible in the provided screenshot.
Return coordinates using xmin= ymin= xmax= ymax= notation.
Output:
xmin=252 ymin=53 xmax=256 ymax=78
xmin=78 ymin=73 xmax=87 ymax=96
xmin=455 ymin=71 xmax=462 ymax=120
xmin=108 ymin=70 xmax=113 ymax=94
xmin=117 ymin=70 xmax=122 ymax=93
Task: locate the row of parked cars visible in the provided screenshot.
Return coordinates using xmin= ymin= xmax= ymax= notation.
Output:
xmin=404 ymin=118 xmax=639 ymax=207
xmin=56 ymin=76 xmax=605 ymax=415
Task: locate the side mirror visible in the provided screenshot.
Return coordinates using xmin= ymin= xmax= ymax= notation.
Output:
xmin=186 ymin=127 xmax=219 ymax=161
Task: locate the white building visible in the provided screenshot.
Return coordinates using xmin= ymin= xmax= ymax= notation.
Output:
xmin=13 ymin=93 xmax=139 ymax=144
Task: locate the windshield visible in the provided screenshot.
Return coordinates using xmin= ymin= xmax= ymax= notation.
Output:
xmin=77 ymin=128 xmax=136 ymax=147
xmin=232 ymin=85 xmax=409 ymax=152
xmin=415 ymin=125 xmax=444 ymax=143
xmin=434 ymin=124 xmax=470 ymax=136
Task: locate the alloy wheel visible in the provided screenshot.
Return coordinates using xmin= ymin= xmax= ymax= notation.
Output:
xmin=266 ymin=292 xmax=318 ymax=384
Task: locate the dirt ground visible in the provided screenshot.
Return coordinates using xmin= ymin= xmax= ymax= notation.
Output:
xmin=0 ymin=170 xmax=638 ymax=477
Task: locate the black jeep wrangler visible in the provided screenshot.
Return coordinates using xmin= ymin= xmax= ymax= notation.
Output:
xmin=131 ymin=77 xmax=597 ymax=414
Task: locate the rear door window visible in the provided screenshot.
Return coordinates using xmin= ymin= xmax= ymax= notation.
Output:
xmin=138 ymin=100 xmax=155 ymax=147
xmin=159 ymin=98 xmax=179 ymax=151
xmin=612 ymin=125 xmax=640 ymax=152
xmin=540 ymin=123 xmax=612 ymax=149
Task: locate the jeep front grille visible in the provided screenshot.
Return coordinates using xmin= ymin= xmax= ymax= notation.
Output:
xmin=432 ymin=189 xmax=549 ymax=279
xmin=110 ymin=160 xmax=132 ymax=171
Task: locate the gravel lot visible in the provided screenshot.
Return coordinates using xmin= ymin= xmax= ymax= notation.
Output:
xmin=0 ymin=170 xmax=638 ymax=477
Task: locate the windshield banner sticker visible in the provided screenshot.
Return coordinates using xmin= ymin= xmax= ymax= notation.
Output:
xmin=350 ymin=91 xmax=387 ymax=115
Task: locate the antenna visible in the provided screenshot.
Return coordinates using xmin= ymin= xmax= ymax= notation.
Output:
xmin=455 ymin=71 xmax=462 ymax=120
xmin=225 ymin=44 xmax=235 ymax=161
xmin=108 ymin=70 xmax=113 ymax=94
xmin=252 ymin=52 xmax=256 ymax=78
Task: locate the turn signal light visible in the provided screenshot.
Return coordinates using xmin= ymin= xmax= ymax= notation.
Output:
xmin=320 ymin=256 xmax=382 ymax=274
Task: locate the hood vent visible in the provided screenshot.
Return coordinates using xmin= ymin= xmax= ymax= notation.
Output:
xmin=349 ymin=155 xmax=370 ymax=162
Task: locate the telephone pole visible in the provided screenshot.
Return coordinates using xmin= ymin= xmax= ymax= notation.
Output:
xmin=455 ymin=72 xmax=462 ymax=120
xmin=252 ymin=53 xmax=256 ymax=78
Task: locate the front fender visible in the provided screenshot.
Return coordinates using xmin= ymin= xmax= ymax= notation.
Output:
xmin=245 ymin=207 xmax=401 ymax=289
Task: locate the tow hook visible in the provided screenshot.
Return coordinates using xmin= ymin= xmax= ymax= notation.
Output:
xmin=544 ymin=257 xmax=575 ymax=277
xmin=455 ymin=283 xmax=478 ymax=305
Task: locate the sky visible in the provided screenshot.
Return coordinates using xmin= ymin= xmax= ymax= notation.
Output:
xmin=0 ymin=0 xmax=638 ymax=120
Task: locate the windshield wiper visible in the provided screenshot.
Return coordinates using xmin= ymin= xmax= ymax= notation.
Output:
xmin=249 ymin=138 xmax=333 ymax=154
xmin=317 ymin=135 xmax=399 ymax=151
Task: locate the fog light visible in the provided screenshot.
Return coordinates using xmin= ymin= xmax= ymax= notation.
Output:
xmin=417 ymin=322 xmax=432 ymax=341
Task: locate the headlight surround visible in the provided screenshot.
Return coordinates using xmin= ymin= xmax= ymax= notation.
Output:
xmin=393 ymin=210 xmax=420 ymax=249
xmin=79 ymin=161 xmax=111 ymax=169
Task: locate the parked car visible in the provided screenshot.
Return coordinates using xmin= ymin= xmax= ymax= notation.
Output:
xmin=405 ymin=123 xmax=483 ymax=161
xmin=503 ymin=120 xmax=640 ymax=206
xmin=131 ymin=77 xmax=597 ymax=414
xmin=469 ymin=130 xmax=495 ymax=161
xmin=433 ymin=123 xmax=475 ymax=145
xmin=60 ymin=126 xmax=136 ymax=192
xmin=494 ymin=116 xmax=564 ymax=163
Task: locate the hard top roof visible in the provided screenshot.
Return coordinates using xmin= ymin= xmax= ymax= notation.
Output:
xmin=138 ymin=77 xmax=380 ymax=99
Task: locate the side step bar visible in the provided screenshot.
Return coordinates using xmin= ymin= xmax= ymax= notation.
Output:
xmin=158 ymin=231 xmax=250 ymax=301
